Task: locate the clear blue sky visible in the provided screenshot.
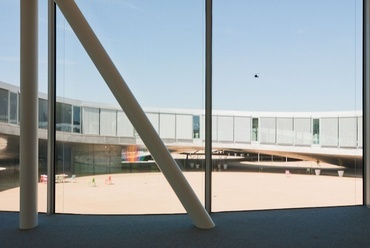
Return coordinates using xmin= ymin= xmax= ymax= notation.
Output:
xmin=0 ymin=0 xmax=363 ymax=112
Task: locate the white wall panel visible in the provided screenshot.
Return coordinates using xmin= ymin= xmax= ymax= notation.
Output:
xmin=201 ymin=115 xmax=205 ymax=141
xmin=160 ymin=113 xmax=176 ymax=139
xmin=100 ymin=109 xmax=117 ymax=136
xmin=176 ymin=114 xmax=192 ymax=140
xmin=358 ymin=117 xmax=363 ymax=147
xmin=260 ymin=117 xmax=275 ymax=144
xmin=82 ymin=107 xmax=99 ymax=135
xmin=117 ymin=111 xmax=134 ymax=137
xmin=277 ymin=118 xmax=294 ymax=145
xmin=203 ymin=115 xmax=218 ymax=141
xmin=234 ymin=116 xmax=251 ymax=142
xmin=218 ymin=116 xmax=234 ymax=142
xmin=339 ymin=117 xmax=357 ymax=147
xmin=295 ymin=118 xmax=311 ymax=145
xmin=146 ymin=112 xmax=159 ymax=133
xmin=321 ymin=118 xmax=338 ymax=147
xmin=212 ymin=116 xmax=217 ymax=141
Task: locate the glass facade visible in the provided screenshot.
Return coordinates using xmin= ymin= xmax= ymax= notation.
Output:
xmin=56 ymin=102 xmax=72 ymax=132
xmin=193 ymin=115 xmax=200 ymax=139
xmin=0 ymin=0 xmax=365 ymax=216
xmin=0 ymin=89 xmax=8 ymax=123
xmin=39 ymin=98 xmax=48 ymax=129
xmin=54 ymin=0 xmax=205 ymax=214
xmin=313 ymin=118 xmax=320 ymax=145
xmin=73 ymin=106 xmax=81 ymax=133
xmin=9 ymin=92 xmax=17 ymax=124
xmin=0 ymin=0 xmax=21 ymax=212
xmin=212 ymin=0 xmax=362 ymax=212
xmin=252 ymin=118 xmax=259 ymax=142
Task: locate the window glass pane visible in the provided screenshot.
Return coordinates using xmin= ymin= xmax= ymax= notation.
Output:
xmin=313 ymin=118 xmax=320 ymax=145
xmin=0 ymin=1 xmax=19 ymax=212
xmin=213 ymin=0 xmax=362 ymax=212
xmin=252 ymin=118 xmax=258 ymax=142
xmin=9 ymin=92 xmax=18 ymax=124
xmin=193 ymin=115 xmax=200 ymax=139
xmin=39 ymin=98 xmax=48 ymax=129
xmin=56 ymin=0 xmax=205 ymax=214
xmin=0 ymin=89 xmax=8 ymax=123
xmin=73 ymin=106 xmax=81 ymax=133
xmin=0 ymin=0 xmax=48 ymax=213
xmin=56 ymin=102 xmax=72 ymax=132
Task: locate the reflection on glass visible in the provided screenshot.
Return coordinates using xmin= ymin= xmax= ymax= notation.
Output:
xmin=73 ymin=106 xmax=81 ymax=133
xmin=9 ymin=92 xmax=18 ymax=124
xmin=0 ymin=0 xmax=19 ymax=213
xmin=56 ymin=102 xmax=72 ymax=132
xmin=213 ymin=0 xmax=362 ymax=212
xmin=0 ymin=0 xmax=364 ymax=216
xmin=312 ymin=118 xmax=320 ymax=145
xmin=0 ymin=88 xmax=8 ymax=123
xmin=0 ymin=0 xmax=49 ymax=213
xmin=39 ymin=98 xmax=48 ymax=129
xmin=55 ymin=0 xmax=205 ymax=214
xmin=252 ymin=118 xmax=258 ymax=142
xmin=193 ymin=115 xmax=200 ymax=139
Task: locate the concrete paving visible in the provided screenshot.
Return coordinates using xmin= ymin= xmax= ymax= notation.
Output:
xmin=0 ymin=172 xmax=363 ymax=214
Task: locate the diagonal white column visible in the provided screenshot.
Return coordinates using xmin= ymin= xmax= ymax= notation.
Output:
xmin=54 ymin=0 xmax=215 ymax=229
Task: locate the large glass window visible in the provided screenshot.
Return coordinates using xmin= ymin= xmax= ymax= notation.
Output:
xmin=9 ymin=92 xmax=18 ymax=124
xmin=193 ymin=115 xmax=200 ymax=139
xmin=55 ymin=0 xmax=205 ymax=214
xmin=56 ymin=102 xmax=72 ymax=132
xmin=73 ymin=106 xmax=81 ymax=133
xmin=0 ymin=89 xmax=8 ymax=123
xmin=38 ymin=98 xmax=48 ymax=129
xmin=312 ymin=118 xmax=320 ymax=145
xmin=0 ymin=0 xmax=49 ymax=213
xmin=0 ymin=1 xmax=20 ymax=212
xmin=213 ymin=0 xmax=362 ymax=212
xmin=252 ymin=118 xmax=259 ymax=142
xmin=0 ymin=0 xmax=365 ymax=216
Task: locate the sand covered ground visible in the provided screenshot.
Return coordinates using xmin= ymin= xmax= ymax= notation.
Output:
xmin=0 ymin=172 xmax=362 ymax=214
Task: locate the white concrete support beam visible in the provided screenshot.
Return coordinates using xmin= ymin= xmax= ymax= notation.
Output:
xmin=54 ymin=0 xmax=215 ymax=229
xmin=19 ymin=0 xmax=38 ymax=229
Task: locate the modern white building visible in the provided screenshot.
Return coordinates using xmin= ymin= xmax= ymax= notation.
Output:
xmin=0 ymin=81 xmax=363 ymax=155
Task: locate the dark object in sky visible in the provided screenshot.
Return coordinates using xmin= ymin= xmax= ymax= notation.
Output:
xmin=254 ymin=74 xmax=259 ymax=78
